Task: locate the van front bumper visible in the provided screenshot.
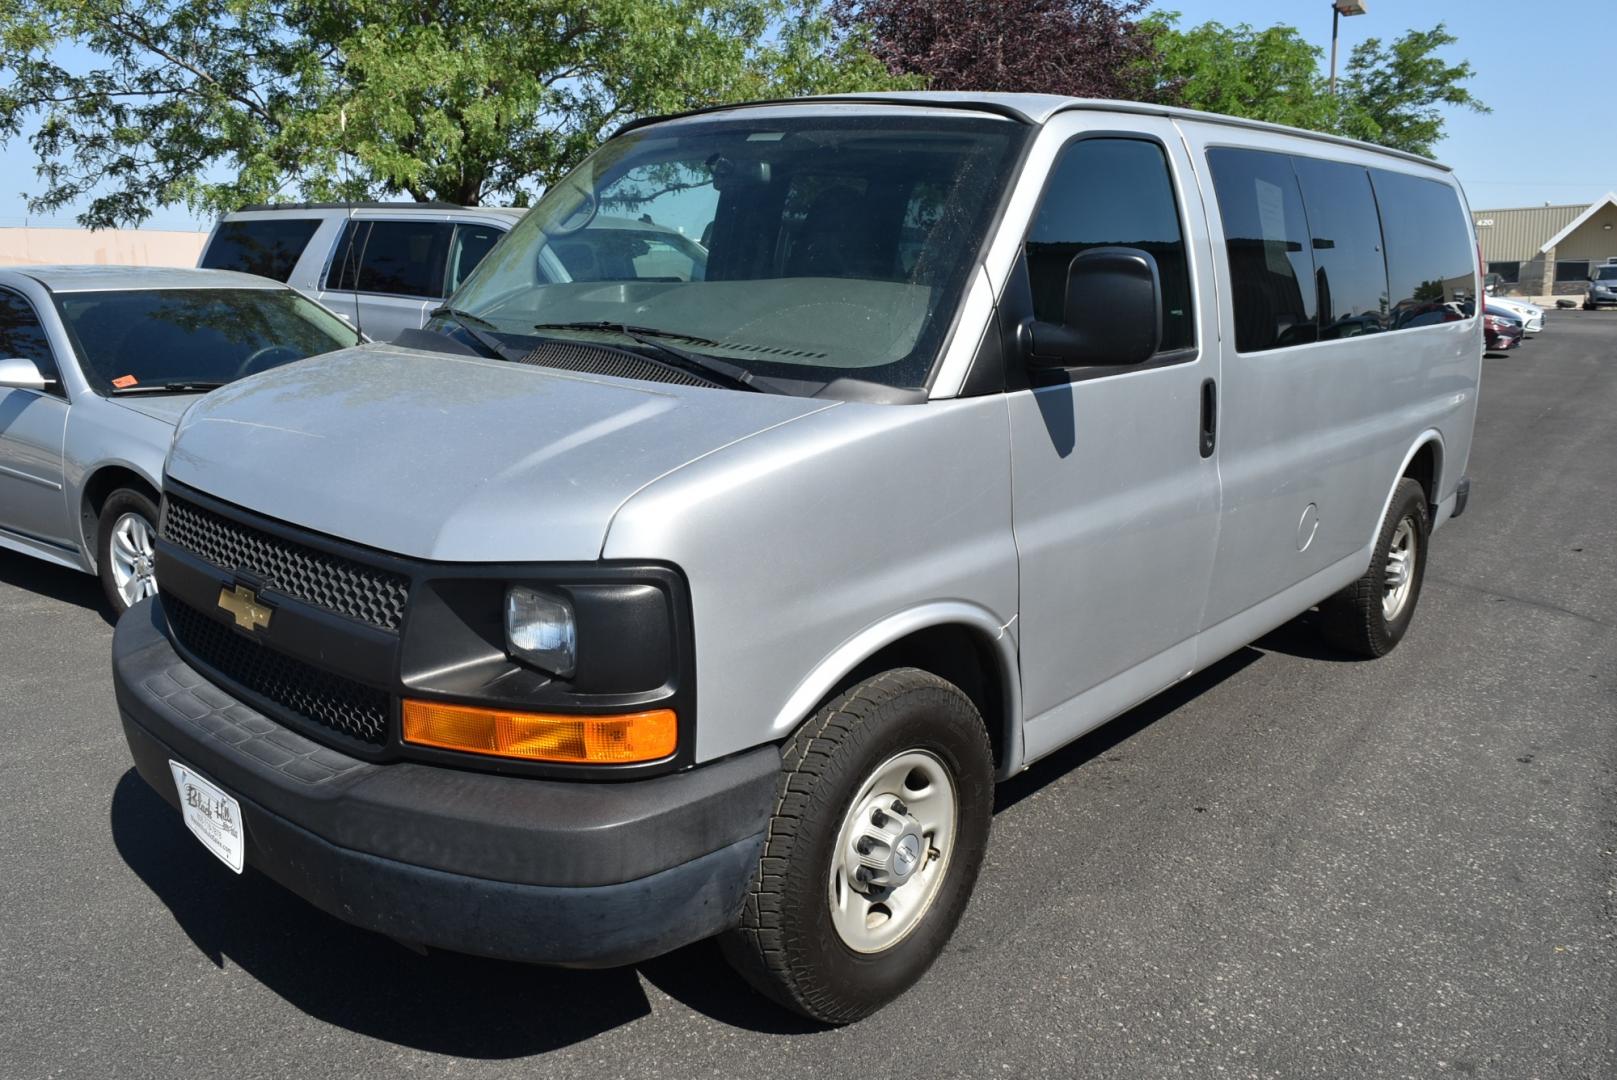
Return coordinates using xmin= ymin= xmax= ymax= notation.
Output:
xmin=112 ymin=598 xmax=776 ymax=968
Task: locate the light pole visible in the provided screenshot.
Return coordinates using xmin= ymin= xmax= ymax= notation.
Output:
xmin=1329 ymin=0 xmax=1368 ymax=96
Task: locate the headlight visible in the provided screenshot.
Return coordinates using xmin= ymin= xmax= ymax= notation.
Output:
xmin=505 ymin=586 xmax=577 ymax=677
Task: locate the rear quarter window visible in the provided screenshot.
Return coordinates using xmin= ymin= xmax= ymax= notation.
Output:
xmin=1369 ymin=170 xmax=1475 ymax=328
xmin=200 ymin=218 xmax=321 ymax=282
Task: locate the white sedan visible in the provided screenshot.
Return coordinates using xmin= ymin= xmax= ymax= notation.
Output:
xmin=0 ymin=266 xmax=360 ymax=612
xmin=1486 ymin=296 xmax=1544 ymax=333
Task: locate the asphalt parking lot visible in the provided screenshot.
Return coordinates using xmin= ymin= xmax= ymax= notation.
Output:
xmin=2 ymin=314 xmax=1614 ymax=1080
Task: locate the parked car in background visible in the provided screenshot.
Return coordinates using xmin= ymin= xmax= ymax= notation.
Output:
xmin=1484 ymin=308 xmax=1523 ymax=351
xmin=0 ymin=267 xmax=359 ymax=612
xmin=1485 ymin=295 xmax=1544 ymax=332
xmin=199 ymin=203 xmax=525 ymax=341
xmin=1585 ymin=263 xmax=1617 ymax=309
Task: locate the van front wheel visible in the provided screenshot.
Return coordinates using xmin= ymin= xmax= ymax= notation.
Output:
xmin=1319 ymin=477 xmax=1430 ymax=657
xmin=721 ymin=668 xmax=993 ymax=1024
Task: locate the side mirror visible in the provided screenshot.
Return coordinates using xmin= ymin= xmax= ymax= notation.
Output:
xmin=0 ymin=357 xmax=51 ymax=392
xmin=1023 ymin=246 xmax=1162 ymax=369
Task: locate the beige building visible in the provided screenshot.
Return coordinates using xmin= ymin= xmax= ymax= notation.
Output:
xmin=1474 ymin=193 xmax=1617 ymax=298
xmin=0 ymin=226 xmax=209 ymax=268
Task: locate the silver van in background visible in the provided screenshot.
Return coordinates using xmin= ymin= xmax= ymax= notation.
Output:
xmin=118 ymin=93 xmax=1481 ymax=1025
xmin=198 ymin=202 xmax=525 ymax=340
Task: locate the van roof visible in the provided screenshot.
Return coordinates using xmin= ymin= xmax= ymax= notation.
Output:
xmin=619 ymin=91 xmax=1449 ymax=172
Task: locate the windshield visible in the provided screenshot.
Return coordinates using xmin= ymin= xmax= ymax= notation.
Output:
xmin=1597 ymin=266 xmax=1617 ymax=280
xmin=57 ymin=288 xmax=359 ymax=394
xmin=445 ymin=112 xmax=1026 ymax=391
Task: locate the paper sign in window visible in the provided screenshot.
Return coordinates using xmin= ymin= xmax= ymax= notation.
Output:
xmin=1255 ymin=178 xmax=1292 ymax=276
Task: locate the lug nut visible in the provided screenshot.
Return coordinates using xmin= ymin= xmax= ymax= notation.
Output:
xmin=870 ymin=809 xmax=888 ymax=827
xmin=890 ymin=798 xmax=907 ymax=816
xmin=856 ymin=836 xmax=875 ymax=855
xmin=855 ymin=866 xmax=873 ymax=884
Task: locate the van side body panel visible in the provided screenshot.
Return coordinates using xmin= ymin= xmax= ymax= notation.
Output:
xmin=1177 ymin=120 xmax=1481 ymax=638
xmin=987 ymin=111 xmax=1478 ymax=770
xmin=601 ymin=395 xmax=1020 ymax=768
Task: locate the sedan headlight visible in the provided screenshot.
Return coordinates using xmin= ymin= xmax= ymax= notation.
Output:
xmin=505 ymin=586 xmax=577 ymax=677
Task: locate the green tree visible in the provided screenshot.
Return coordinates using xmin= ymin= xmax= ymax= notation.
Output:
xmin=0 ymin=0 xmax=902 ymax=227
xmin=1145 ymin=14 xmax=1485 ymax=156
xmin=1145 ymin=15 xmax=1334 ymax=131
xmin=1336 ymin=26 xmax=1487 ymax=157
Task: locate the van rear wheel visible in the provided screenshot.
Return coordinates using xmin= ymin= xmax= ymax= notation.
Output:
xmin=721 ymin=668 xmax=993 ymax=1024
xmin=1318 ymin=477 xmax=1430 ymax=658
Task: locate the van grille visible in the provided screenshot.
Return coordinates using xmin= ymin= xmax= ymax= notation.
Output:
xmin=165 ymin=597 xmax=390 ymax=745
xmin=162 ymin=495 xmax=409 ymax=632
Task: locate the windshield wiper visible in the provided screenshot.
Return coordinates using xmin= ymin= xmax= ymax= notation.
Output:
xmin=531 ymin=321 xmax=776 ymax=393
xmin=107 ymin=381 xmax=227 ymax=395
xmin=429 ymin=306 xmax=512 ymax=359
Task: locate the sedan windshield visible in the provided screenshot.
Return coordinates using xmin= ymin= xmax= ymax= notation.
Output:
xmin=445 ymin=112 xmax=1026 ymax=391
xmin=57 ymin=288 xmax=360 ymax=394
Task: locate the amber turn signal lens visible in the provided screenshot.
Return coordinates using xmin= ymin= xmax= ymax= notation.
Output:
xmin=402 ymin=700 xmax=677 ymax=764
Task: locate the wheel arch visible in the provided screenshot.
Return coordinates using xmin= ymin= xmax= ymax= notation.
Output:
xmin=77 ymin=463 xmax=161 ymax=570
xmin=768 ymin=603 xmax=1023 ymax=780
xmin=1367 ymin=431 xmax=1445 ymax=552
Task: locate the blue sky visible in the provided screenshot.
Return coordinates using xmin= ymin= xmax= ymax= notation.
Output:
xmin=1 ymin=0 xmax=1610 ymax=230
xmin=1158 ymin=0 xmax=1617 ymax=212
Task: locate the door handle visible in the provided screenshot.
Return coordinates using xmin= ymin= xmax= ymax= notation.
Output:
xmin=1199 ymin=378 xmax=1217 ymax=458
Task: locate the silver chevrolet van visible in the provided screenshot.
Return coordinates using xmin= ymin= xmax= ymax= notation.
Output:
xmin=113 ymin=92 xmax=1481 ymax=1024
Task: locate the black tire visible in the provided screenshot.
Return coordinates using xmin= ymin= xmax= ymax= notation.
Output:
xmin=721 ymin=668 xmax=994 ymax=1024
xmin=1318 ymin=477 xmax=1430 ymax=658
xmin=96 ymin=487 xmax=160 ymax=615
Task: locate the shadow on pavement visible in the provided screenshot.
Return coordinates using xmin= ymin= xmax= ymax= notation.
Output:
xmin=0 ymin=549 xmax=114 ymax=626
xmin=635 ymin=940 xmax=826 ymax=1034
xmin=110 ymin=771 xmax=657 ymax=1057
xmin=994 ymin=644 xmax=1264 ymax=813
xmin=108 ymin=617 xmax=1322 ymax=1046
xmin=1251 ymin=611 xmax=1365 ymax=663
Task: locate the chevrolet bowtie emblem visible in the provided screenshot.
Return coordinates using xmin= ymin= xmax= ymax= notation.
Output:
xmin=217 ymin=584 xmax=273 ymax=632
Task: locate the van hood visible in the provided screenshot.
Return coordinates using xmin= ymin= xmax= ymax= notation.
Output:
xmin=166 ymin=343 xmax=837 ymax=562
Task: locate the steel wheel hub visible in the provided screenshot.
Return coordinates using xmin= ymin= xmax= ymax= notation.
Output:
xmin=1382 ymin=516 xmax=1417 ymax=621
xmin=828 ymin=749 xmax=957 ymax=954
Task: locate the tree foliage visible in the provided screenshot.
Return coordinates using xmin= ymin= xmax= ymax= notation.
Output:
xmin=1146 ymin=15 xmax=1486 ymax=157
xmin=833 ymin=0 xmax=1160 ymax=100
xmin=0 ymin=0 xmax=904 ymax=227
xmin=1145 ymin=17 xmax=1334 ymax=131
xmin=1334 ymin=26 xmax=1488 ymax=156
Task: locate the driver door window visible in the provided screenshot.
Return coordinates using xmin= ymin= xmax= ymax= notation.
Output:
xmin=0 ymin=287 xmax=72 ymax=546
xmin=1025 ymin=138 xmax=1196 ymax=353
xmin=0 ymin=289 xmax=63 ymax=393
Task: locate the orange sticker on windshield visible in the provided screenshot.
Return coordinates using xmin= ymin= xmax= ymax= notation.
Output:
xmin=112 ymin=374 xmax=138 ymax=388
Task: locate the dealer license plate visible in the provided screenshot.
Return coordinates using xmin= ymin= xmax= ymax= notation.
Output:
xmin=169 ymin=760 xmax=245 ymax=874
